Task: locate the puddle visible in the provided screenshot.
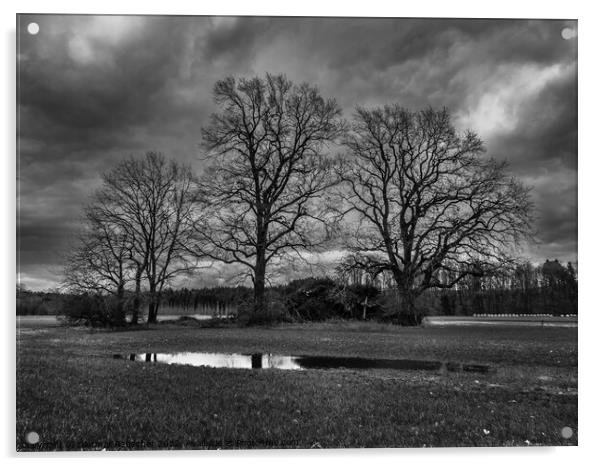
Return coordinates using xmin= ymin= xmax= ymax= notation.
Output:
xmin=115 ymin=352 xmax=493 ymax=373
xmin=156 ymin=314 xmax=224 ymax=322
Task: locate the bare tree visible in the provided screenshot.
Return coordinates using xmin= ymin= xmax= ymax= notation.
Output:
xmin=195 ymin=74 xmax=344 ymax=313
xmin=64 ymin=212 xmax=132 ymax=299
xmin=338 ymin=106 xmax=533 ymax=324
xmin=85 ymin=152 xmax=199 ymax=323
xmin=63 ymin=206 xmax=134 ymax=324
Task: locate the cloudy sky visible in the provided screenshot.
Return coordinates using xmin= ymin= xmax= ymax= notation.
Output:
xmin=17 ymin=15 xmax=577 ymax=290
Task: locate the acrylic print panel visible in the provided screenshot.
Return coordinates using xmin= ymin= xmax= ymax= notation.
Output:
xmin=16 ymin=14 xmax=578 ymax=451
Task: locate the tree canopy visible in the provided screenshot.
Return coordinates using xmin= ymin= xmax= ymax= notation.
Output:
xmin=194 ymin=73 xmax=344 ymax=312
xmin=338 ymin=106 xmax=533 ymax=323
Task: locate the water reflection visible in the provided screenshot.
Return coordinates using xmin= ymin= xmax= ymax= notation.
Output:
xmin=121 ymin=352 xmax=492 ymax=373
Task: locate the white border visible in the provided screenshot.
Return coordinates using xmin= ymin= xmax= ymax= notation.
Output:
xmin=4 ymin=1 xmax=600 ymax=465
xmin=2 ymin=1 xmax=585 ymax=18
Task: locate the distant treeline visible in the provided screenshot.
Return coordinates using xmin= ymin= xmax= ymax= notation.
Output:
xmin=160 ymin=287 xmax=252 ymax=310
xmin=142 ymin=259 xmax=580 ymax=320
xmin=437 ymin=259 xmax=577 ymax=316
xmin=17 ymin=259 xmax=577 ymax=323
xmin=17 ymin=289 xmax=65 ymax=316
xmin=372 ymin=259 xmax=577 ymax=317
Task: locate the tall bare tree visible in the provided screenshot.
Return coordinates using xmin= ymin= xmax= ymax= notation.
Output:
xmin=338 ymin=106 xmax=533 ymax=323
xmin=76 ymin=152 xmax=199 ymax=323
xmin=195 ymin=74 xmax=344 ymax=313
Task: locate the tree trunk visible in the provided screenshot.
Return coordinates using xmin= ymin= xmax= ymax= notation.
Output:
xmin=147 ymin=299 xmax=159 ymax=324
xmin=131 ymin=273 xmax=142 ymax=325
xmin=147 ymin=283 xmax=159 ymax=324
xmin=396 ymin=284 xmax=421 ymax=326
xmin=116 ymin=283 xmax=126 ymax=325
xmin=131 ymin=301 xmax=139 ymax=325
xmin=147 ymin=299 xmax=155 ymax=324
xmin=254 ymin=252 xmax=267 ymax=314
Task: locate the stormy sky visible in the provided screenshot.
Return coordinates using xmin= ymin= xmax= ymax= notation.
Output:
xmin=16 ymin=15 xmax=578 ymax=290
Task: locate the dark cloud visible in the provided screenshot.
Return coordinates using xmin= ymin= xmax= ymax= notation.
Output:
xmin=16 ymin=15 xmax=578 ymax=289
xmin=486 ymin=62 xmax=577 ymax=173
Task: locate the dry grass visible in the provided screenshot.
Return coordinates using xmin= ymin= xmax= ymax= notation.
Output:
xmin=16 ymin=321 xmax=577 ymax=450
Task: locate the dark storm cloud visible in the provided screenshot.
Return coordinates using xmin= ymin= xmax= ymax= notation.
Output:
xmin=486 ymin=64 xmax=577 ymax=172
xmin=16 ymin=15 xmax=577 ymax=289
xmin=20 ymin=17 xmax=194 ymax=140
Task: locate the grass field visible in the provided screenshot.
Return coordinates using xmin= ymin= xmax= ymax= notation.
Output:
xmin=16 ymin=319 xmax=577 ymax=450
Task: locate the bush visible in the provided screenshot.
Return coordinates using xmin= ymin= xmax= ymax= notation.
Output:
xmin=283 ymin=277 xmax=346 ymax=321
xmin=341 ymin=284 xmax=382 ymax=320
xmin=61 ymin=294 xmax=127 ymax=327
xmin=278 ymin=278 xmax=385 ymax=322
xmin=236 ymin=295 xmax=293 ymax=326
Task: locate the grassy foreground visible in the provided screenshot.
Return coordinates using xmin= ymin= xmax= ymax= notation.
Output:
xmin=16 ymin=320 xmax=577 ymax=450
